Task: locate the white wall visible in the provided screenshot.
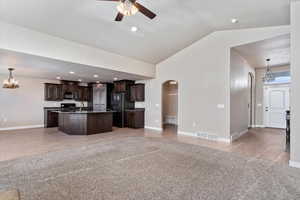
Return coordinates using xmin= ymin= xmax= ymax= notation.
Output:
xmin=0 ymin=75 xmax=86 ymax=129
xmin=290 ymin=0 xmax=300 ymax=165
xmin=230 ymin=49 xmax=255 ymax=135
xmin=254 ymin=65 xmax=290 ymax=126
xmin=0 ymin=21 xmax=155 ymax=78
xmin=143 ymin=26 xmax=290 ymax=141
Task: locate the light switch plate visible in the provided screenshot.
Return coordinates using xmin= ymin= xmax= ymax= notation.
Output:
xmin=217 ymin=104 xmax=225 ymax=109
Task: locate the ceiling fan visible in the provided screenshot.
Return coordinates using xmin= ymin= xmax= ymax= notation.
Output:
xmin=98 ymin=0 xmax=156 ymax=21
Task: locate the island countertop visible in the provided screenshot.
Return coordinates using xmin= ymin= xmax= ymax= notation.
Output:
xmin=54 ymin=110 xmax=115 ymax=114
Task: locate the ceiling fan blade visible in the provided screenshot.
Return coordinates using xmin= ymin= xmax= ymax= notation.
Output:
xmin=134 ymin=2 xmax=156 ymax=19
xmin=115 ymin=12 xmax=124 ymax=21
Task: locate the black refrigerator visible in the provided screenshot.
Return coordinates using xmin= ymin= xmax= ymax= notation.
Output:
xmin=111 ymin=93 xmax=134 ymax=127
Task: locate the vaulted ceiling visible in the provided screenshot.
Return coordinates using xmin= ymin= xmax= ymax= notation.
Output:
xmin=0 ymin=0 xmax=290 ymax=64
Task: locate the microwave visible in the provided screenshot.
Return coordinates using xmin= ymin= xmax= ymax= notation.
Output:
xmin=64 ymin=92 xmax=74 ymax=100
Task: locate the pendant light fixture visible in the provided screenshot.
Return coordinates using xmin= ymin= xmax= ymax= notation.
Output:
xmin=3 ymin=68 xmax=20 ymax=89
xmin=262 ymin=59 xmax=275 ymax=83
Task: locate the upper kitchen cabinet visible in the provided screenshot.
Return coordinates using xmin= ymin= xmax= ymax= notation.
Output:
xmin=130 ymin=84 xmax=145 ymax=102
xmin=114 ymin=80 xmax=135 ymax=93
xmin=75 ymin=86 xmax=90 ymax=102
xmin=44 ymin=83 xmax=62 ymax=101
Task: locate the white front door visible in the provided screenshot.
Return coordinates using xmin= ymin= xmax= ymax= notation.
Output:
xmin=264 ymin=85 xmax=290 ymax=128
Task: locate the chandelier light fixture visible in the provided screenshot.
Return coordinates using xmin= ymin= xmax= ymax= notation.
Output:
xmin=3 ymin=68 xmax=20 ymax=89
xmin=262 ymin=58 xmax=275 ymax=83
xmin=117 ymin=0 xmax=138 ymax=16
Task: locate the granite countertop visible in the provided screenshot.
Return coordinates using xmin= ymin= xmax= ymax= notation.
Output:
xmin=125 ymin=108 xmax=145 ymax=112
xmin=54 ymin=110 xmax=115 ymax=114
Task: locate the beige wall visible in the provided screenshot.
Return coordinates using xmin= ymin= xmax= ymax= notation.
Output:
xmin=230 ymin=49 xmax=255 ymax=135
xmin=162 ymin=82 xmax=178 ymax=125
xmin=290 ymin=0 xmax=300 ymax=165
xmin=254 ymin=65 xmax=290 ymax=126
xmin=142 ymin=26 xmax=290 ymax=140
xmin=0 ymin=75 xmax=86 ymax=129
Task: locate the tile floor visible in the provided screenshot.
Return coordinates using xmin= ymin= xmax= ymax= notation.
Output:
xmin=0 ymin=125 xmax=289 ymax=164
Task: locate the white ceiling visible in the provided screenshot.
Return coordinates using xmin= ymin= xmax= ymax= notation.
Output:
xmin=0 ymin=0 xmax=290 ymax=64
xmin=0 ymin=49 xmax=148 ymax=82
xmin=233 ymin=34 xmax=290 ymax=68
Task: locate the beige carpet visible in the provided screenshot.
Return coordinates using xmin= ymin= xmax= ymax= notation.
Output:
xmin=0 ymin=136 xmax=300 ymax=200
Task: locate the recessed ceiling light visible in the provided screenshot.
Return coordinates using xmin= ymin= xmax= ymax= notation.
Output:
xmin=94 ymin=74 xmax=99 ymax=78
xmin=131 ymin=26 xmax=138 ymax=32
xmin=69 ymin=71 xmax=75 ymax=74
xmin=78 ymin=79 xmax=82 ymax=82
xmin=113 ymin=77 xmax=118 ymax=81
xmin=56 ymin=76 xmax=61 ymax=80
xmin=96 ymin=81 xmax=100 ymax=84
xmin=231 ymin=18 xmax=239 ymax=24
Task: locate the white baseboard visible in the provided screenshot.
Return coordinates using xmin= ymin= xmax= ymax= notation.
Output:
xmin=178 ymin=131 xmax=231 ymax=143
xmin=0 ymin=125 xmax=44 ymax=131
xmin=251 ymin=125 xmax=265 ymax=128
xmin=144 ymin=126 xmax=163 ymax=132
xmin=231 ymin=129 xmax=249 ymax=142
xmin=289 ymin=160 xmax=300 ymax=168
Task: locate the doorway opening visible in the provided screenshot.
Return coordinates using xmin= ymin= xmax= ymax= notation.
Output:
xmin=230 ymin=34 xmax=290 ymax=164
xmin=248 ymin=72 xmax=254 ymax=128
xmin=162 ymin=80 xmax=178 ymax=134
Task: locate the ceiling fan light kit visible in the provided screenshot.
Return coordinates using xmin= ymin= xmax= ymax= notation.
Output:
xmin=98 ymin=0 xmax=156 ymax=21
xmin=117 ymin=0 xmax=138 ymax=16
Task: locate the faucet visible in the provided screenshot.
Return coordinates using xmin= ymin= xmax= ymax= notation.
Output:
xmin=80 ymin=101 xmax=85 ymax=112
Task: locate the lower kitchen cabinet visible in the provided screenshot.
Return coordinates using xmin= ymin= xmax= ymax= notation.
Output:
xmin=125 ymin=109 xmax=145 ymax=129
xmin=44 ymin=108 xmax=59 ymax=128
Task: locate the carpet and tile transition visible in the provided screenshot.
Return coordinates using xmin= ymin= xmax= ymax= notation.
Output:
xmin=0 ymin=136 xmax=300 ymax=200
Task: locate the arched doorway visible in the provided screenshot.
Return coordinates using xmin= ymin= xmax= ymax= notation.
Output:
xmin=162 ymin=80 xmax=178 ymax=134
xmin=248 ymin=72 xmax=254 ymax=128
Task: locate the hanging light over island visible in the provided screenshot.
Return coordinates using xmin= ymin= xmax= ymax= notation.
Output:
xmin=3 ymin=68 xmax=20 ymax=89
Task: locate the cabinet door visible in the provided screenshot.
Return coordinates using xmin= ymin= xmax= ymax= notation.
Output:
xmin=135 ymin=84 xmax=145 ymax=102
xmin=130 ymin=85 xmax=137 ymax=101
xmin=74 ymin=87 xmax=84 ymax=101
xmin=45 ymin=84 xmax=62 ymax=101
xmin=83 ymin=87 xmax=90 ymax=101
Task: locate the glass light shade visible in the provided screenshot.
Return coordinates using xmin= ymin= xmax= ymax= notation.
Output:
xmin=2 ymin=68 xmax=20 ymax=89
xmin=117 ymin=0 xmax=138 ymax=16
xmin=262 ymin=59 xmax=275 ymax=83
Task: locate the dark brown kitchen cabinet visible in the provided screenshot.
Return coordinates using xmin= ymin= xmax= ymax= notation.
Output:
xmin=44 ymin=108 xmax=59 ymax=127
xmin=125 ymin=109 xmax=145 ymax=129
xmin=82 ymin=87 xmax=90 ymax=101
xmin=114 ymin=80 xmax=135 ymax=93
xmin=130 ymin=84 xmax=145 ymax=102
xmin=75 ymin=86 xmax=90 ymax=102
xmin=44 ymin=83 xmax=62 ymax=101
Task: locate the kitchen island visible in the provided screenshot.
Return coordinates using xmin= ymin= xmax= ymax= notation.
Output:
xmin=57 ymin=111 xmax=114 ymax=135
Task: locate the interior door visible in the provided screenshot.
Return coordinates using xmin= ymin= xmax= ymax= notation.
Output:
xmin=265 ymin=86 xmax=290 ymax=128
